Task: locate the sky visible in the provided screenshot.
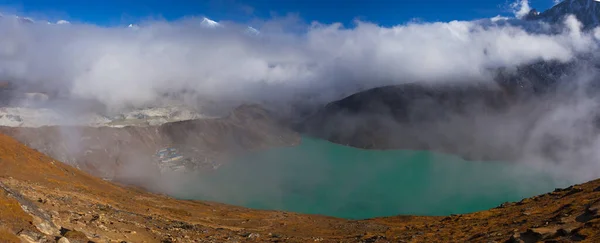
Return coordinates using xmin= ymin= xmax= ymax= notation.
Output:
xmin=0 ymin=0 xmax=558 ymax=27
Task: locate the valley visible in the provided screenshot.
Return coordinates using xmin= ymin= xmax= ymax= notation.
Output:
xmin=3 ymin=0 xmax=600 ymax=242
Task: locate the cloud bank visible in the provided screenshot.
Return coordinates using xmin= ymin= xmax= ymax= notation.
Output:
xmin=5 ymin=4 xmax=600 ymax=217
xmin=0 ymin=12 xmax=598 ymax=113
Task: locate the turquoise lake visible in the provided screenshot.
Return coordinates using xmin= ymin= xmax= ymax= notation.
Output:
xmin=176 ymin=136 xmax=567 ymax=219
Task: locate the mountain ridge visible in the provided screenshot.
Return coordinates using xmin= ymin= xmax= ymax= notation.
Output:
xmin=528 ymin=0 xmax=600 ymax=29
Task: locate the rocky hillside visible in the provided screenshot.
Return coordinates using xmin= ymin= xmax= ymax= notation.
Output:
xmin=1 ymin=132 xmax=600 ymax=242
xmin=527 ymin=0 xmax=600 ymax=29
xmin=297 ymin=60 xmax=590 ymax=161
xmin=0 ymin=104 xmax=300 ymax=182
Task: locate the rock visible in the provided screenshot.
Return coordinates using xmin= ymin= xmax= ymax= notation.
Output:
xmin=530 ymin=227 xmax=557 ymax=236
xmin=247 ymin=233 xmax=260 ymax=239
xmin=588 ymin=200 xmax=600 ymax=215
xmin=18 ymin=235 xmax=37 ymax=243
xmin=508 ymin=233 xmax=524 ymax=243
xmin=57 ymin=237 xmax=70 ymax=243
xmin=34 ymin=219 xmax=59 ymax=235
xmin=557 ymin=225 xmax=580 ymax=236
xmin=497 ymin=202 xmax=513 ymax=208
xmin=577 ymin=200 xmax=600 ymax=222
xmin=518 ymin=227 xmax=557 ymax=242
xmin=61 ymin=229 xmax=90 ymax=242
xmin=18 ymin=231 xmax=44 ymax=243
xmin=90 ymin=214 xmax=100 ymax=222
xmin=516 ymin=198 xmax=532 ymax=205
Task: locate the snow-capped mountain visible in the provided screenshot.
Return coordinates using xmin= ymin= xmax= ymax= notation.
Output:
xmin=200 ymin=17 xmax=221 ymax=28
xmin=528 ymin=0 xmax=600 ymax=29
xmin=128 ymin=24 xmax=140 ymax=30
xmin=16 ymin=16 xmax=34 ymax=24
xmin=0 ymin=13 xmax=261 ymax=35
xmin=0 ymin=13 xmax=72 ymax=25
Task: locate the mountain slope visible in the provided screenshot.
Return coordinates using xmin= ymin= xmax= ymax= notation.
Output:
xmin=1 ymin=132 xmax=600 ymax=242
xmin=0 ymin=105 xmax=300 ymax=182
xmin=200 ymin=17 xmax=220 ymax=28
xmin=529 ymin=0 xmax=600 ymax=29
xmin=297 ymin=59 xmax=585 ymax=161
xmin=298 ymin=82 xmax=545 ymax=161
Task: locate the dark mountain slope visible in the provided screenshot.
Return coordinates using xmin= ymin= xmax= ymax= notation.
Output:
xmin=298 ymin=60 xmax=594 ymax=161
xmin=528 ymin=0 xmax=600 ymax=29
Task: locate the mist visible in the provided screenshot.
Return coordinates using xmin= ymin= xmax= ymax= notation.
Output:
xmin=0 ymin=10 xmax=598 ymax=112
xmin=4 ymin=2 xmax=600 ymax=218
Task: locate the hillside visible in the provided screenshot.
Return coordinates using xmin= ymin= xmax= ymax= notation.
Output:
xmin=297 ymin=64 xmax=596 ymax=163
xmin=1 ymin=132 xmax=600 ymax=242
xmin=527 ymin=0 xmax=600 ymax=29
xmin=299 ymin=83 xmax=528 ymax=161
xmin=0 ymin=104 xmax=300 ymax=183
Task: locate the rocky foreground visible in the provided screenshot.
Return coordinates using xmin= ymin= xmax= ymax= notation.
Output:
xmin=0 ymin=133 xmax=599 ymax=242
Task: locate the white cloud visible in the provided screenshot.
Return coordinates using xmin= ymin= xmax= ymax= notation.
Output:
xmin=4 ymin=6 xmax=600 ymax=196
xmin=511 ymin=0 xmax=532 ymax=19
xmin=0 ymin=13 xmax=597 ymax=112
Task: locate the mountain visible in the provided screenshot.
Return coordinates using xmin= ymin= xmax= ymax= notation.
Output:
xmin=529 ymin=0 xmax=600 ymax=29
xmin=299 ymin=83 xmax=523 ymax=161
xmin=0 ymin=104 xmax=300 ymax=183
xmin=200 ymin=17 xmax=220 ymax=28
xmin=127 ymin=23 xmax=140 ymax=31
xmin=298 ymin=60 xmax=576 ymax=161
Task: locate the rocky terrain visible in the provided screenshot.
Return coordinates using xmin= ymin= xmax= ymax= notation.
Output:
xmin=526 ymin=0 xmax=600 ymax=29
xmin=0 ymin=132 xmax=599 ymax=242
xmin=3 ymin=1 xmax=600 ymax=241
xmin=0 ymin=104 xmax=300 ymax=182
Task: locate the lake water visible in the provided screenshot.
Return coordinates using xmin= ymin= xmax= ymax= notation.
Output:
xmin=176 ymin=136 xmax=564 ymax=219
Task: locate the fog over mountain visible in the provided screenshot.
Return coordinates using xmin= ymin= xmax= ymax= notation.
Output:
xmin=2 ymin=0 xmax=600 ymax=184
xmin=0 ymin=1 xmax=598 ymax=115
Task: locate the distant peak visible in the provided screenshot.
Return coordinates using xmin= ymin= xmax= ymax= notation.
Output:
xmin=523 ymin=9 xmax=540 ymax=20
xmin=16 ymin=16 xmax=34 ymax=24
xmin=201 ymin=17 xmax=220 ymax=28
xmin=245 ymin=26 xmax=260 ymax=35
xmin=56 ymin=20 xmax=70 ymax=25
xmin=528 ymin=0 xmax=600 ymax=29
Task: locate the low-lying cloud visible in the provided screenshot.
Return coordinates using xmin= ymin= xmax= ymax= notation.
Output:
xmin=0 ymin=11 xmax=598 ymax=112
xmin=5 ymin=3 xmax=600 ymax=217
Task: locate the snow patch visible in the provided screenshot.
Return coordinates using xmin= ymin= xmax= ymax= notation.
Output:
xmin=200 ymin=17 xmax=220 ymax=28
xmin=0 ymin=106 xmax=213 ymax=128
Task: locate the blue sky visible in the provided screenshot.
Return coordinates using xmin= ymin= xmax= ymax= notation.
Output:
xmin=0 ymin=0 xmax=558 ymax=26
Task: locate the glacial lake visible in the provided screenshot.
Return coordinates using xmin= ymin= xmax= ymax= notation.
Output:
xmin=175 ymin=136 xmax=567 ymax=219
